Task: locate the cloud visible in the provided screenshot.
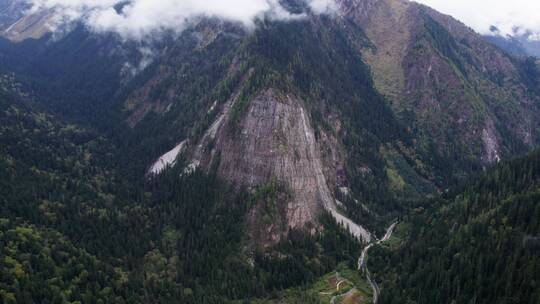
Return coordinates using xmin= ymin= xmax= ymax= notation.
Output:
xmin=413 ymin=0 xmax=540 ymax=40
xmin=27 ymin=0 xmax=338 ymax=40
xmin=308 ymin=0 xmax=338 ymax=14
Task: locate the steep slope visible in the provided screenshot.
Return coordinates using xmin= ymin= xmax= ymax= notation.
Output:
xmin=0 ymin=27 xmax=133 ymax=129
xmin=370 ymin=149 xmax=540 ymax=304
xmin=341 ymin=0 xmax=540 ymax=182
xmin=1 ymin=0 xmax=540 ymax=302
xmin=85 ymin=0 xmax=540 ymax=245
xmin=485 ymin=35 xmax=529 ymax=57
xmin=1 ymin=0 xmax=540 ymax=250
xmin=0 ymin=0 xmax=26 ymax=30
xmin=0 ymin=74 xmax=154 ymax=261
xmin=0 ymin=73 xmax=365 ymax=303
xmin=0 ymin=75 xmax=147 ymax=302
xmin=141 ymin=16 xmax=425 ymax=244
xmin=137 ymin=2 xmax=540 ymax=245
xmin=0 ymin=0 xmax=52 ymax=42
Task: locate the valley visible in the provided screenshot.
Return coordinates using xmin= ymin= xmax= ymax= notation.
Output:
xmin=0 ymin=0 xmax=539 ymax=303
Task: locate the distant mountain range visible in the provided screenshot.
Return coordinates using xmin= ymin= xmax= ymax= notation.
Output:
xmin=485 ymin=25 xmax=540 ymax=57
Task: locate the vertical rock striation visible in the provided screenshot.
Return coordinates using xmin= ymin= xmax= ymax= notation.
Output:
xmin=188 ymin=87 xmax=371 ymax=244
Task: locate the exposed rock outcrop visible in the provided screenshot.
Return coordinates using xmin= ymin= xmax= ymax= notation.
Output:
xmin=148 ymin=140 xmax=188 ymax=175
xmin=186 ymin=87 xmax=371 ymax=244
xmin=0 ymin=0 xmax=53 ymax=42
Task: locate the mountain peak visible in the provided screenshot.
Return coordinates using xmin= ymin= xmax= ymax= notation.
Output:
xmin=1 ymin=0 xmax=540 ymax=302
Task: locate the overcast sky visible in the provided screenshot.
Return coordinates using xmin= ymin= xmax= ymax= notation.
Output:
xmin=28 ymin=0 xmax=540 ymax=41
xmin=28 ymin=0 xmax=336 ymax=40
xmin=414 ymin=0 xmax=540 ymax=39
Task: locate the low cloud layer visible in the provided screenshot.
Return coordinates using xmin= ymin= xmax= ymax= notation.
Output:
xmin=28 ymin=0 xmax=337 ymax=40
xmin=414 ymin=0 xmax=540 ymax=40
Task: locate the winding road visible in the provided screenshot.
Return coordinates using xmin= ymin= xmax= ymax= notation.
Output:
xmin=330 ymin=287 xmax=357 ymax=304
xmin=325 ymin=221 xmax=398 ymax=304
xmin=358 ymin=222 xmax=398 ymax=304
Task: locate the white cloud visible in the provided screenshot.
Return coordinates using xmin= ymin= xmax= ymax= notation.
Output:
xmin=413 ymin=0 xmax=540 ymax=39
xmin=308 ymin=0 xmax=338 ymax=14
xmin=27 ymin=0 xmax=337 ymax=40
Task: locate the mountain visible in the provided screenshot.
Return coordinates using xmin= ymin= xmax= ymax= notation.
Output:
xmin=0 ymin=71 xmax=363 ymax=302
xmin=0 ymin=0 xmax=539 ymax=303
xmin=485 ymin=34 xmax=528 ymax=57
xmin=113 ymin=0 xmax=540 ymax=241
xmin=485 ymin=26 xmax=540 ymax=58
xmin=347 ymin=0 xmax=540 ymax=165
xmin=0 ymin=0 xmax=52 ymax=42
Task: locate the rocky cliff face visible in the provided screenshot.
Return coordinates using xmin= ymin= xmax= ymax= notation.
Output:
xmin=0 ymin=0 xmax=52 ymax=42
xmin=200 ymin=89 xmax=337 ymax=240
xmin=182 ymin=84 xmax=371 ymax=245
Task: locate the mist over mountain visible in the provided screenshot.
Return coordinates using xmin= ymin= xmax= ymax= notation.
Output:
xmin=414 ymin=0 xmax=540 ymax=39
xmin=21 ymin=0 xmax=336 ymax=39
xmin=0 ymin=0 xmax=539 ymax=303
xmin=485 ymin=26 xmax=540 ymax=58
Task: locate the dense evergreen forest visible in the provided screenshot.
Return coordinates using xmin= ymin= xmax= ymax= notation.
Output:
xmin=0 ymin=3 xmax=539 ymax=302
xmin=370 ymin=149 xmax=540 ymax=304
xmin=0 ymin=78 xmax=363 ymax=303
xmin=5 ymin=62 xmax=540 ymax=303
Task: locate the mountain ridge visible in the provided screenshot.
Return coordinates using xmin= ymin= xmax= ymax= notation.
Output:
xmin=0 ymin=1 xmax=540 ymax=302
xmin=1 ymin=0 xmax=539 ymax=243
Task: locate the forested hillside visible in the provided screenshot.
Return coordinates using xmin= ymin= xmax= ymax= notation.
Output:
xmin=370 ymin=149 xmax=540 ymax=303
xmin=0 ymin=76 xmax=363 ymax=303
xmin=1 ymin=0 xmax=540 ymax=303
